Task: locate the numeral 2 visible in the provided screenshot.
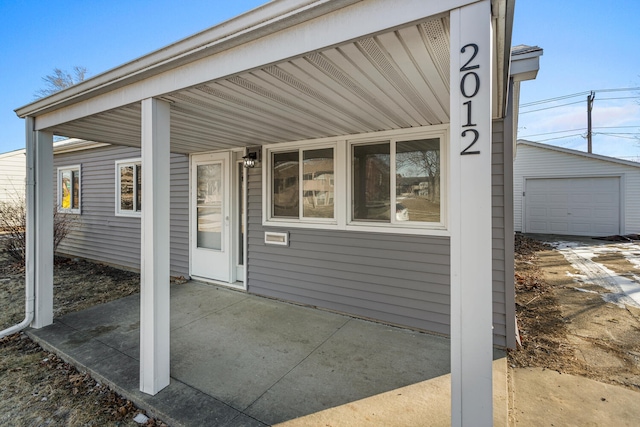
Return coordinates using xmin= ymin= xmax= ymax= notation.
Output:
xmin=460 ymin=43 xmax=479 ymax=71
xmin=460 ymin=129 xmax=480 ymax=155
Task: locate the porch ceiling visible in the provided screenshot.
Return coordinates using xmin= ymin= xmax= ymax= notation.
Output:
xmin=47 ymin=17 xmax=451 ymax=154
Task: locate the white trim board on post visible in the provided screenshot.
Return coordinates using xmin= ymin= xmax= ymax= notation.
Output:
xmin=139 ymin=98 xmax=171 ymax=395
xmin=449 ymin=1 xmax=494 ymax=426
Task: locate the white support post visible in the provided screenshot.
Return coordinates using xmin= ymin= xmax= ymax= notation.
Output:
xmin=139 ymin=98 xmax=171 ymax=395
xmin=449 ymin=1 xmax=493 ymax=426
xmin=26 ymin=118 xmax=54 ymax=329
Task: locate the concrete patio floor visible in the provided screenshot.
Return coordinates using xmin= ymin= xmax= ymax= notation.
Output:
xmin=27 ymin=281 xmax=507 ymax=426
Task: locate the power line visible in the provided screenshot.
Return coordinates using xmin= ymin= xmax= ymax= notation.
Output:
xmin=594 ymin=133 xmax=638 ymax=140
xmin=534 ymin=133 xmax=584 ymax=143
xmin=521 ymin=127 xmax=640 ymax=139
xmin=519 ymin=100 xmax=584 ymax=114
xmin=520 ymin=87 xmax=640 ymax=107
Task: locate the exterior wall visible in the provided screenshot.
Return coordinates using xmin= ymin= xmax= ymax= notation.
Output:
xmin=491 ymin=119 xmax=509 ymax=347
xmin=0 ymin=149 xmax=26 ymax=202
xmin=514 ymin=143 xmax=640 ymax=235
xmin=53 ymin=145 xmax=189 ymax=277
xmin=247 ymin=120 xmax=511 ymax=347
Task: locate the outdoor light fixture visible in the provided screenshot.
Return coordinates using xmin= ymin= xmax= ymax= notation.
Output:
xmin=242 ymin=151 xmax=259 ymax=168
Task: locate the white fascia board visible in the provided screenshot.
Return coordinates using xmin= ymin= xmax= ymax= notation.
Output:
xmin=26 ymin=0 xmax=479 ymax=131
xmin=510 ymin=55 xmax=540 ymax=82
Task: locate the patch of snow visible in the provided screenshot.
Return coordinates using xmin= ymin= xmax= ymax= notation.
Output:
xmin=548 ymin=241 xmax=581 ymax=250
xmin=554 ymin=242 xmax=640 ymax=309
xmin=133 ymin=413 xmax=149 ymax=424
xmin=573 ymin=287 xmax=599 ymax=294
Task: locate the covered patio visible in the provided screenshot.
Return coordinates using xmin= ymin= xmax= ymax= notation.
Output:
xmin=27 ymin=281 xmax=507 ymax=426
xmin=12 ymin=0 xmax=529 ymax=424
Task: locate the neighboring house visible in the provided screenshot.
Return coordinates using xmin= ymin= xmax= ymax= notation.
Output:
xmin=0 ymin=139 xmax=108 ymax=204
xmin=0 ymin=148 xmax=26 ymax=203
xmin=514 ymin=140 xmax=640 ymax=237
xmin=13 ymin=0 xmax=541 ymax=419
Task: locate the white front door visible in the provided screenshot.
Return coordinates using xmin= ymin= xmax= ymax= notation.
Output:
xmin=191 ymin=152 xmax=232 ymax=282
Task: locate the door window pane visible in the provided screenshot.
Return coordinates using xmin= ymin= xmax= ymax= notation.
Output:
xmin=352 ymin=143 xmax=390 ymax=221
xmin=396 ymin=138 xmax=440 ymax=222
xmin=272 ymin=151 xmax=299 ymax=218
xmin=303 ymin=148 xmax=334 ymax=219
xmin=197 ymin=164 xmax=222 ymax=250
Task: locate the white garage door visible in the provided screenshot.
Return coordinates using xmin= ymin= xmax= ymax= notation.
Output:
xmin=525 ymin=177 xmax=620 ymax=236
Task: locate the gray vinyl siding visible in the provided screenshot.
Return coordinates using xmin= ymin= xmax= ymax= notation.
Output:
xmin=247 ymin=123 xmax=510 ymax=346
xmin=53 ymin=145 xmax=189 ymax=277
xmin=491 ymin=119 xmax=508 ymax=348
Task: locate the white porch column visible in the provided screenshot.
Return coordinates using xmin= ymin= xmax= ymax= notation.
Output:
xmin=449 ymin=1 xmax=493 ymax=426
xmin=139 ymin=98 xmax=171 ymax=395
xmin=25 ymin=117 xmax=54 ymax=329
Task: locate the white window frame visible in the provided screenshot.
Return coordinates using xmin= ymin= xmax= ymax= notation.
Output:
xmin=57 ymin=165 xmax=81 ymax=214
xmin=263 ymin=125 xmax=449 ymax=236
xmin=266 ymin=142 xmax=338 ymax=225
xmin=115 ymin=158 xmax=142 ymax=217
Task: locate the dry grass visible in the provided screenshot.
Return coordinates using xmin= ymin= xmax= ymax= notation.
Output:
xmin=0 ymin=250 xmax=167 ymax=426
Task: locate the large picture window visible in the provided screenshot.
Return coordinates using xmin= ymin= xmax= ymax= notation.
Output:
xmin=264 ymin=126 xmax=446 ymax=234
xmin=352 ymin=138 xmax=440 ymax=224
xmin=57 ymin=165 xmax=81 ymax=214
xmin=116 ymin=159 xmax=142 ymax=217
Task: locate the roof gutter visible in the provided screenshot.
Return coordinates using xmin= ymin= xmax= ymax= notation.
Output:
xmin=15 ymin=0 xmax=359 ymax=119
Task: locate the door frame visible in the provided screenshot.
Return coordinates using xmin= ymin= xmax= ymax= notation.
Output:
xmin=189 ymin=149 xmax=246 ymax=288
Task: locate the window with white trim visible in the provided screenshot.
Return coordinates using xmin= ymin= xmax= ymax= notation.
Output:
xmin=264 ymin=126 xmax=446 ymax=234
xmin=271 ymin=145 xmax=336 ymax=222
xmin=116 ymin=159 xmax=142 ymax=217
xmin=57 ymin=165 xmax=81 ymax=214
xmin=351 ymin=137 xmax=441 ymax=225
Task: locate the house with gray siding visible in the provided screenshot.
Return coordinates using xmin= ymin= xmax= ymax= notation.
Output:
xmin=12 ymin=0 xmax=541 ymax=420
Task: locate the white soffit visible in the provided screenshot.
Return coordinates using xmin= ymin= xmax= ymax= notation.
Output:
xmin=47 ymin=16 xmax=452 ymax=154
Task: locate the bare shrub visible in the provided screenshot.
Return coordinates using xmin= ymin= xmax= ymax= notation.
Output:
xmin=0 ymin=196 xmax=76 ymax=263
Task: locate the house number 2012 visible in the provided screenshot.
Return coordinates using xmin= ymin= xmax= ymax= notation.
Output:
xmin=459 ymin=43 xmax=480 ymax=155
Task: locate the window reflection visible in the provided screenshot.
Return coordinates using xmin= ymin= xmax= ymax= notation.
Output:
xmin=395 ymin=139 xmax=440 ymax=222
xmin=272 ymin=151 xmax=299 ymax=218
xmin=352 ymin=143 xmax=390 ymax=221
xmin=303 ymin=148 xmax=334 ymax=219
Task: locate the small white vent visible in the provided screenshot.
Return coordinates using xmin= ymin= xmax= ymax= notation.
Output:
xmin=264 ymin=231 xmax=289 ymax=246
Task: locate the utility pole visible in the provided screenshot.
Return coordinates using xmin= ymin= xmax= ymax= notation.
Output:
xmin=587 ymin=91 xmax=595 ymax=153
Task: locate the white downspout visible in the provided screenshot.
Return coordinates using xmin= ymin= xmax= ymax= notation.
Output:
xmin=0 ymin=118 xmax=36 ymax=339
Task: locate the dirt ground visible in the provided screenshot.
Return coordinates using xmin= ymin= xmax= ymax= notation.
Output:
xmin=509 ymin=234 xmax=640 ymax=392
xmin=0 ymin=250 xmax=166 ymax=426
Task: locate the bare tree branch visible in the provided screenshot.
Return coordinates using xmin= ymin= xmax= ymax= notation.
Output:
xmin=34 ymin=66 xmax=88 ymax=99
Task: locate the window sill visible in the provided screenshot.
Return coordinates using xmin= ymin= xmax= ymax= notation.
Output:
xmin=115 ymin=212 xmax=142 ymax=218
xmin=263 ymin=219 xmax=450 ymax=236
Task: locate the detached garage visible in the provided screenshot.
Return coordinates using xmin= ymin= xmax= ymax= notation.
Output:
xmin=514 ymin=140 xmax=640 ymax=236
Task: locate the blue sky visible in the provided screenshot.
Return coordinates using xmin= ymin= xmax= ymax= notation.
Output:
xmin=1 ymin=0 xmax=638 ymax=160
